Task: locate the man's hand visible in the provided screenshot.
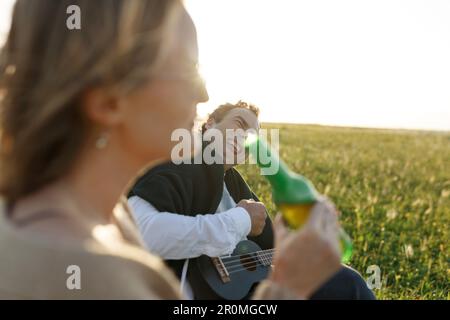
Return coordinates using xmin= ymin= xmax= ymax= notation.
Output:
xmin=237 ymin=199 xmax=267 ymax=237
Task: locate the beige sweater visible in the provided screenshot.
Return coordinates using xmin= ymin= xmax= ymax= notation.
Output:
xmin=0 ymin=198 xmax=296 ymax=300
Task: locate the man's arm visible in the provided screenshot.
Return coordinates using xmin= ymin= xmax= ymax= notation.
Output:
xmin=128 ymin=196 xmax=251 ymax=259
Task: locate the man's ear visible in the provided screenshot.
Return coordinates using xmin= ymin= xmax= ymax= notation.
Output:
xmin=80 ymin=87 xmax=125 ymax=126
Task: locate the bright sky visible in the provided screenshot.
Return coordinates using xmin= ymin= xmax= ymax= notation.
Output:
xmin=186 ymin=0 xmax=450 ymax=131
xmin=1 ymin=0 xmax=449 ymax=131
xmin=0 ymin=0 xmax=14 ymax=46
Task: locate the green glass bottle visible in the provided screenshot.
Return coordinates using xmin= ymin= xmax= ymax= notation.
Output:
xmin=245 ymin=133 xmax=353 ymax=263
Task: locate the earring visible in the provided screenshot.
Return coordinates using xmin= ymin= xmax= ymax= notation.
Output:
xmin=95 ymin=132 xmax=109 ymax=150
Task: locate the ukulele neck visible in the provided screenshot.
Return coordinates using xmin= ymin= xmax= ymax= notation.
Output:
xmin=213 ymin=248 xmax=274 ymax=283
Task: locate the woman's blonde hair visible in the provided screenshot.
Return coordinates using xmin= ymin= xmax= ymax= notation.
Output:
xmin=0 ymin=0 xmax=180 ymax=202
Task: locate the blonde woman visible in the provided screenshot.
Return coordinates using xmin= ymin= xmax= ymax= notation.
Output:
xmin=0 ymin=0 xmax=341 ymax=299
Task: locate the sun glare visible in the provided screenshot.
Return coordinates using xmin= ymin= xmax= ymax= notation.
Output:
xmin=186 ymin=0 xmax=450 ymax=131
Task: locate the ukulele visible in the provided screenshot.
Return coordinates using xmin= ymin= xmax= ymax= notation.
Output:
xmin=188 ymin=240 xmax=274 ymax=300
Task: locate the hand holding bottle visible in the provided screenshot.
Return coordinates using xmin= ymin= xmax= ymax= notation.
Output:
xmin=269 ymin=197 xmax=342 ymax=299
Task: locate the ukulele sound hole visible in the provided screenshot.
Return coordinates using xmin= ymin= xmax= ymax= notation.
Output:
xmin=240 ymin=254 xmax=257 ymax=271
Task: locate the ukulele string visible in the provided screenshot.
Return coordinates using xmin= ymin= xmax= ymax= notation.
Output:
xmin=220 ymin=249 xmax=275 ymax=268
xmin=225 ymin=259 xmax=273 ymax=275
xmin=220 ymin=251 xmax=274 ymax=270
xmin=220 ymin=248 xmax=275 ymax=264
xmin=221 ymin=252 xmax=274 ymax=272
xmin=226 ymin=259 xmax=272 ymax=273
xmin=221 ymin=252 xmax=274 ymax=270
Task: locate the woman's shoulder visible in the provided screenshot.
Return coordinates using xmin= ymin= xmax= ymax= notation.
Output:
xmin=0 ymin=198 xmax=181 ymax=299
xmin=0 ymin=226 xmax=182 ymax=299
xmin=83 ymin=236 xmax=182 ymax=299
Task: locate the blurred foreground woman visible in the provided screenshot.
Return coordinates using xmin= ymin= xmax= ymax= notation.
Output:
xmin=0 ymin=0 xmax=342 ymax=299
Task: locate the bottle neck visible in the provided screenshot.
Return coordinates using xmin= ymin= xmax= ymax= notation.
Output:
xmin=246 ymin=135 xmax=292 ymax=191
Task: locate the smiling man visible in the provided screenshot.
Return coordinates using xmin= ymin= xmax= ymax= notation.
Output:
xmin=127 ymin=100 xmax=375 ymax=300
xmin=128 ymin=101 xmax=272 ymax=299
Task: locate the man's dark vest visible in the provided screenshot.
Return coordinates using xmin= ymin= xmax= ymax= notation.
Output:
xmin=128 ymin=161 xmax=274 ymax=278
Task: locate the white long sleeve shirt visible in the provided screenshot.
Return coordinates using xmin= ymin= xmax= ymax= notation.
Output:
xmin=128 ymin=183 xmax=251 ymax=260
xmin=128 ymin=182 xmax=252 ymax=299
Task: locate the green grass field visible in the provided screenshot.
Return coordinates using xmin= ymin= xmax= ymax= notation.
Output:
xmin=237 ymin=123 xmax=449 ymax=300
